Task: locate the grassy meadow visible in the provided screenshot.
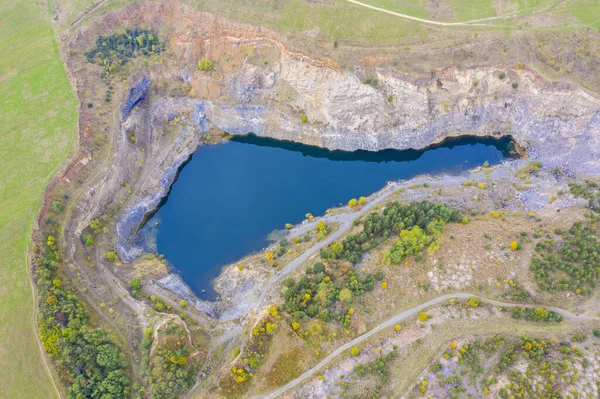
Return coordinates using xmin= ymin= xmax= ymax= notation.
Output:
xmin=0 ymin=0 xmax=77 ymax=397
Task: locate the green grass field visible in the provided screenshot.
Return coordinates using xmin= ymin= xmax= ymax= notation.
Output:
xmin=63 ymin=0 xmax=597 ymax=48
xmin=569 ymin=2 xmax=600 ymax=29
xmin=0 ymin=0 xmax=77 ymax=397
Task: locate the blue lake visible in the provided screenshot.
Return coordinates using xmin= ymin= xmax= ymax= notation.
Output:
xmin=145 ymin=134 xmax=513 ymax=300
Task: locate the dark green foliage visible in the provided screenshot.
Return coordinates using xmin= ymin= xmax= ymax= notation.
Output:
xmin=34 ymin=234 xmax=129 ymax=398
xmin=495 ymin=337 xmax=583 ymax=398
xmin=571 ymin=332 xmax=587 ymax=342
xmin=529 ymin=215 xmax=600 ymax=294
xmin=320 ymin=201 xmax=460 ymax=264
xmin=276 ymin=238 xmax=288 ymax=257
xmin=51 ymin=200 xmax=64 ymax=213
xmin=501 ymin=281 xmax=531 ymax=302
xmin=498 ymin=337 xmax=548 ymax=371
xmin=458 ymin=336 xmax=506 ymax=375
xmin=281 ymin=265 xmax=376 ymax=327
xmin=81 ymin=234 xmax=94 ymax=247
xmin=129 ymin=278 xmax=142 ymax=297
xmin=498 ymin=344 xmax=519 ymax=371
xmin=429 ymin=362 xmax=442 ymax=373
xmin=510 ymin=307 xmax=563 ymax=323
xmin=569 ymin=180 xmax=600 ymax=211
xmin=354 ymin=350 xmax=397 ymax=383
xmin=130 ymin=277 xmax=141 ymax=291
xmin=149 ymin=324 xmax=198 ymax=399
xmin=85 ymin=29 xmax=163 ymax=74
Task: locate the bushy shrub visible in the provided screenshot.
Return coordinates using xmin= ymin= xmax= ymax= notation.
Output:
xmin=197 ymin=57 xmax=213 ymax=71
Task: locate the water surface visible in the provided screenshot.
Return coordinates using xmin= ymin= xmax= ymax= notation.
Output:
xmin=145 ymin=134 xmax=513 ymax=300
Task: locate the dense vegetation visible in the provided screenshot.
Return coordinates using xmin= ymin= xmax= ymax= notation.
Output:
xmin=281 ymin=263 xmax=381 ymax=327
xmin=280 ymin=201 xmax=459 ymax=333
xmin=85 ymin=29 xmax=163 ymax=73
xmin=530 ymin=213 xmax=600 ymax=294
xmin=496 ymin=337 xmax=586 ymax=398
xmin=429 ymin=335 xmax=593 ymax=398
xmin=320 ymin=201 xmax=461 ymax=264
xmin=147 ymin=323 xmax=198 ymax=399
xmin=85 ymin=29 xmax=163 ymax=102
xmin=510 ymin=307 xmax=564 ymax=323
xmin=34 ymin=234 xmax=129 ymax=398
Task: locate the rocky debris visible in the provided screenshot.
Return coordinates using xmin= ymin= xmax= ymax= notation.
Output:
xmin=122 ymin=76 xmax=150 ymax=119
xmin=154 ymin=275 xmax=219 ymax=318
xmin=115 ymin=98 xmax=207 ymax=262
xmin=115 ymin=160 xmax=180 ymax=262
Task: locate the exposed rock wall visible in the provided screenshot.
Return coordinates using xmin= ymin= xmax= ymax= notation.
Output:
xmin=71 ymin=1 xmax=600 ymax=172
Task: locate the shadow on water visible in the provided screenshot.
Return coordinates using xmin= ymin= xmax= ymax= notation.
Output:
xmin=143 ymin=133 xmax=516 ymax=300
xmin=231 ymin=134 xmax=517 ymax=162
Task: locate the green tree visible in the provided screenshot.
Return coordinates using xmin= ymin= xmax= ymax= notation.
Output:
xmin=89 ymin=218 xmax=103 ymax=233
xmin=82 ymin=234 xmax=94 ymax=247
xmin=51 ymin=200 xmax=64 ymax=213
xmin=338 ymin=288 xmax=353 ymax=303
xmin=266 ymin=322 xmax=277 ymax=333
xmin=104 ymin=251 xmax=118 ymax=262
xmin=351 ymin=347 xmax=360 ymax=356
xmin=130 ymin=278 xmax=142 ymax=291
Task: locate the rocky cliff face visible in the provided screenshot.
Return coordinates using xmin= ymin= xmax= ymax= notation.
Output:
xmin=71 ymin=1 xmax=600 ymax=173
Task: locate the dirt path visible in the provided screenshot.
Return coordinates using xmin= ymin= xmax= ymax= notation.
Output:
xmin=255 ymin=294 xmax=597 ymax=398
xmin=341 ymin=0 xmax=557 ymax=27
xmin=67 ymin=0 xmax=108 ymax=29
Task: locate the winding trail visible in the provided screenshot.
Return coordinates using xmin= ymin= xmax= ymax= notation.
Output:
xmin=255 ymin=293 xmax=595 ymax=398
xmin=341 ymin=0 xmax=558 ymax=27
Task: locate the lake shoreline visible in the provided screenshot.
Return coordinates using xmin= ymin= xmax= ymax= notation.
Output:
xmin=127 ymin=133 xmax=513 ymax=302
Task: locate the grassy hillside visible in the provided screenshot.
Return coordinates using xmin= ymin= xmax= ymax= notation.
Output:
xmin=0 ymin=0 xmax=77 ymax=397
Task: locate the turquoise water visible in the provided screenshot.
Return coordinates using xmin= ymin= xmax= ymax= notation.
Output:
xmin=145 ymin=134 xmax=513 ymax=300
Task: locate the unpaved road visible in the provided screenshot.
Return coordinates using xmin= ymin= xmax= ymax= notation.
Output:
xmin=342 ymin=0 xmax=557 ymax=27
xmin=255 ymin=293 xmax=596 ymax=398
